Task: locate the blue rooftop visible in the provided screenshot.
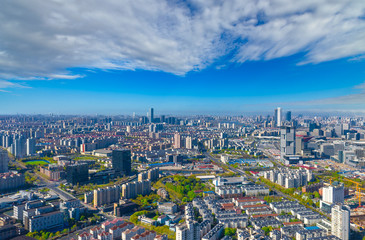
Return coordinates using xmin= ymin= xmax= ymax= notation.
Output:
xmin=149 ymin=162 xmax=175 ymax=167
xmin=305 ymin=226 xmax=320 ymax=230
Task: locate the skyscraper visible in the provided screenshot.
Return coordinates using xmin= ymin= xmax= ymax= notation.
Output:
xmin=285 ymin=111 xmax=292 ymax=121
xmin=280 ymin=126 xmax=296 ymax=161
xmin=185 ymin=136 xmax=192 ymax=149
xmin=0 ymin=149 xmax=9 ymax=173
xmin=26 ymin=138 xmax=36 ymax=156
xmin=112 ymin=149 xmax=131 ymax=176
xmin=174 ymin=133 xmax=181 ymax=149
xmin=149 ymin=108 xmax=154 ymax=123
xmin=335 ymin=124 xmax=343 ymax=137
xmin=276 ymin=107 xmax=282 ymax=127
xmin=331 ymin=204 xmax=350 ymax=240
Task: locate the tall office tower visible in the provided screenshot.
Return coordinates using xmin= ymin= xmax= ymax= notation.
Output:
xmin=0 ymin=149 xmax=9 ymax=173
xmin=112 ymin=149 xmax=131 ymax=176
xmin=276 ymin=107 xmax=282 ymax=127
xmin=335 ymin=124 xmax=343 ymax=137
xmin=185 ymin=136 xmax=192 ymax=149
xmin=280 ymin=126 xmax=296 ymax=160
xmin=322 ymin=182 xmax=344 ymax=204
xmin=149 ymin=108 xmax=154 ymax=123
xmin=66 ymin=163 xmax=89 ymax=185
xmin=26 ymin=138 xmax=36 ymax=156
xmin=274 ymin=109 xmax=278 ymax=126
xmin=331 ymin=204 xmax=350 ymax=240
xmin=176 ymin=220 xmax=200 ymax=240
xmin=174 ymin=133 xmax=181 ymax=149
xmin=285 ymin=111 xmax=292 ymax=121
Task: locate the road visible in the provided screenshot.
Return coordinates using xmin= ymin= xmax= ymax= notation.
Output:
xmin=205 ymin=151 xmax=330 ymax=218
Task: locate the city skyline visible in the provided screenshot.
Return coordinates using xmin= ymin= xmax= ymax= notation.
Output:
xmin=1 ymin=1 xmax=365 ymax=114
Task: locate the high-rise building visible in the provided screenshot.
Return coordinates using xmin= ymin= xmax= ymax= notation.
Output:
xmin=66 ymin=163 xmax=89 ymax=185
xmin=149 ymin=108 xmax=154 ymax=123
xmin=335 ymin=124 xmax=343 ymax=137
xmin=2 ymin=135 xmax=12 ymax=148
xmin=280 ymin=126 xmax=296 ymax=161
xmin=112 ymin=149 xmax=131 ymax=176
xmin=274 ymin=107 xmax=282 ymax=127
xmin=11 ymin=138 xmax=25 ymax=158
xmin=0 ymin=149 xmax=9 ymax=173
xmin=174 ymin=133 xmax=181 ymax=149
xmin=185 ymin=136 xmax=192 ymax=149
xmin=322 ymin=182 xmax=344 ymax=204
xmin=331 ymin=204 xmax=350 ymax=240
xmin=285 ymin=111 xmax=292 ymax=121
xmin=93 ymin=185 xmax=121 ymax=207
xmin=121 ymin=180 xmax=151 ymax=199
xmin=26 ymin=138 xmax=36 ymax=156
xmin=137 ymin=168 xmax=159 ymax=182
xmin=176 ymin=220 xmax=200 ymax=240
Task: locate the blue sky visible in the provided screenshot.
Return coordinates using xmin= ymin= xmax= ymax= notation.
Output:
xmin=1 ymin=0 xmax=365 ymax=115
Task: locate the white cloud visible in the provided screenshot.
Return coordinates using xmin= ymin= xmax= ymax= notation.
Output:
xmin=0 ymin=0 xmax=364 ymax=80
xmin=0 ymin=80 xmax=29 ymax=91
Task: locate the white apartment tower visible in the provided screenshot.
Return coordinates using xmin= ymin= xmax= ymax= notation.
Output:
xmin=176 ymin=220 xmax=200 ymax=240
xmin=26 ymin=138 xmax=36 ymax=156
xmin=185 ymin=136 xmax=192 ymax=149
xmin=331 ymin=204 xmax=350 ymax=240
xmin=322 ymin=182 xmax=344 ymax=204
xmin=174 ymin=133 xmax=181 ymax=149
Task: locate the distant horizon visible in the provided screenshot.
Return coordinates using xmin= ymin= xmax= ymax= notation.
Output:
xmin=1 ymin=1 xmax=365 ymax=114
xmin=1 ymin=109 xmax=365 ymax=118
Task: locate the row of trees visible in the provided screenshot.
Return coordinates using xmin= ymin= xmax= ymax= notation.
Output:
xmin=163 ymin=175 xmax=211 ymax=202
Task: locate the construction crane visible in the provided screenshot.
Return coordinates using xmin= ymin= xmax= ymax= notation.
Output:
xmin=344 ymin=178 xmax=362 ymax=208
xmin=326 ymin=177 xmax=365 ymax=208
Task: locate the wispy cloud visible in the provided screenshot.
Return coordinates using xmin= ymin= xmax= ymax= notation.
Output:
xmin=0 ymin=0 xmax=364 ymax=81
xmin=0 ymin=80 xmax=30 ymax=92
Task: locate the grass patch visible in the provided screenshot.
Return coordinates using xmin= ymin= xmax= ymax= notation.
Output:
xmin=23 ymin=160 xmax=50 ymax=166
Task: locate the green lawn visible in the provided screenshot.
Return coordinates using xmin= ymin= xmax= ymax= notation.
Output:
xmin=23 ymin=160 xmax=50 ymax=166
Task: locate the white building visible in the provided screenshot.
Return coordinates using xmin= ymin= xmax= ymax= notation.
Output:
xmin=26 ymin=138 xmax=36 ymax=156
xmin=275 ymin=107 xmax=282 ymax=127
xmin=322 ymin=183 xmax=344 ymax=204
xmin=331 ymin=204 xmax=350 ymax=240
xmin=29 ymin=211 xmax=64 ymax=232
xmin=176 ymin=220 xmax=200 ymax=240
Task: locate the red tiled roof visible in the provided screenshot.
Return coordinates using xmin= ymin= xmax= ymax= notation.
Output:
xmin=241 ymin=204 xmax=267 ymax=208
xmin=283 ymin=221 xmax=303 ymax=226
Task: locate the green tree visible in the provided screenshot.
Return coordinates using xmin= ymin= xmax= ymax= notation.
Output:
xmin=262 ymin=226 xmax=273 ymax=235
xmin=314 ymin=191 xmax=320 ymax=198
xmin=224 ymin=228 xmax=236 ymax=237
